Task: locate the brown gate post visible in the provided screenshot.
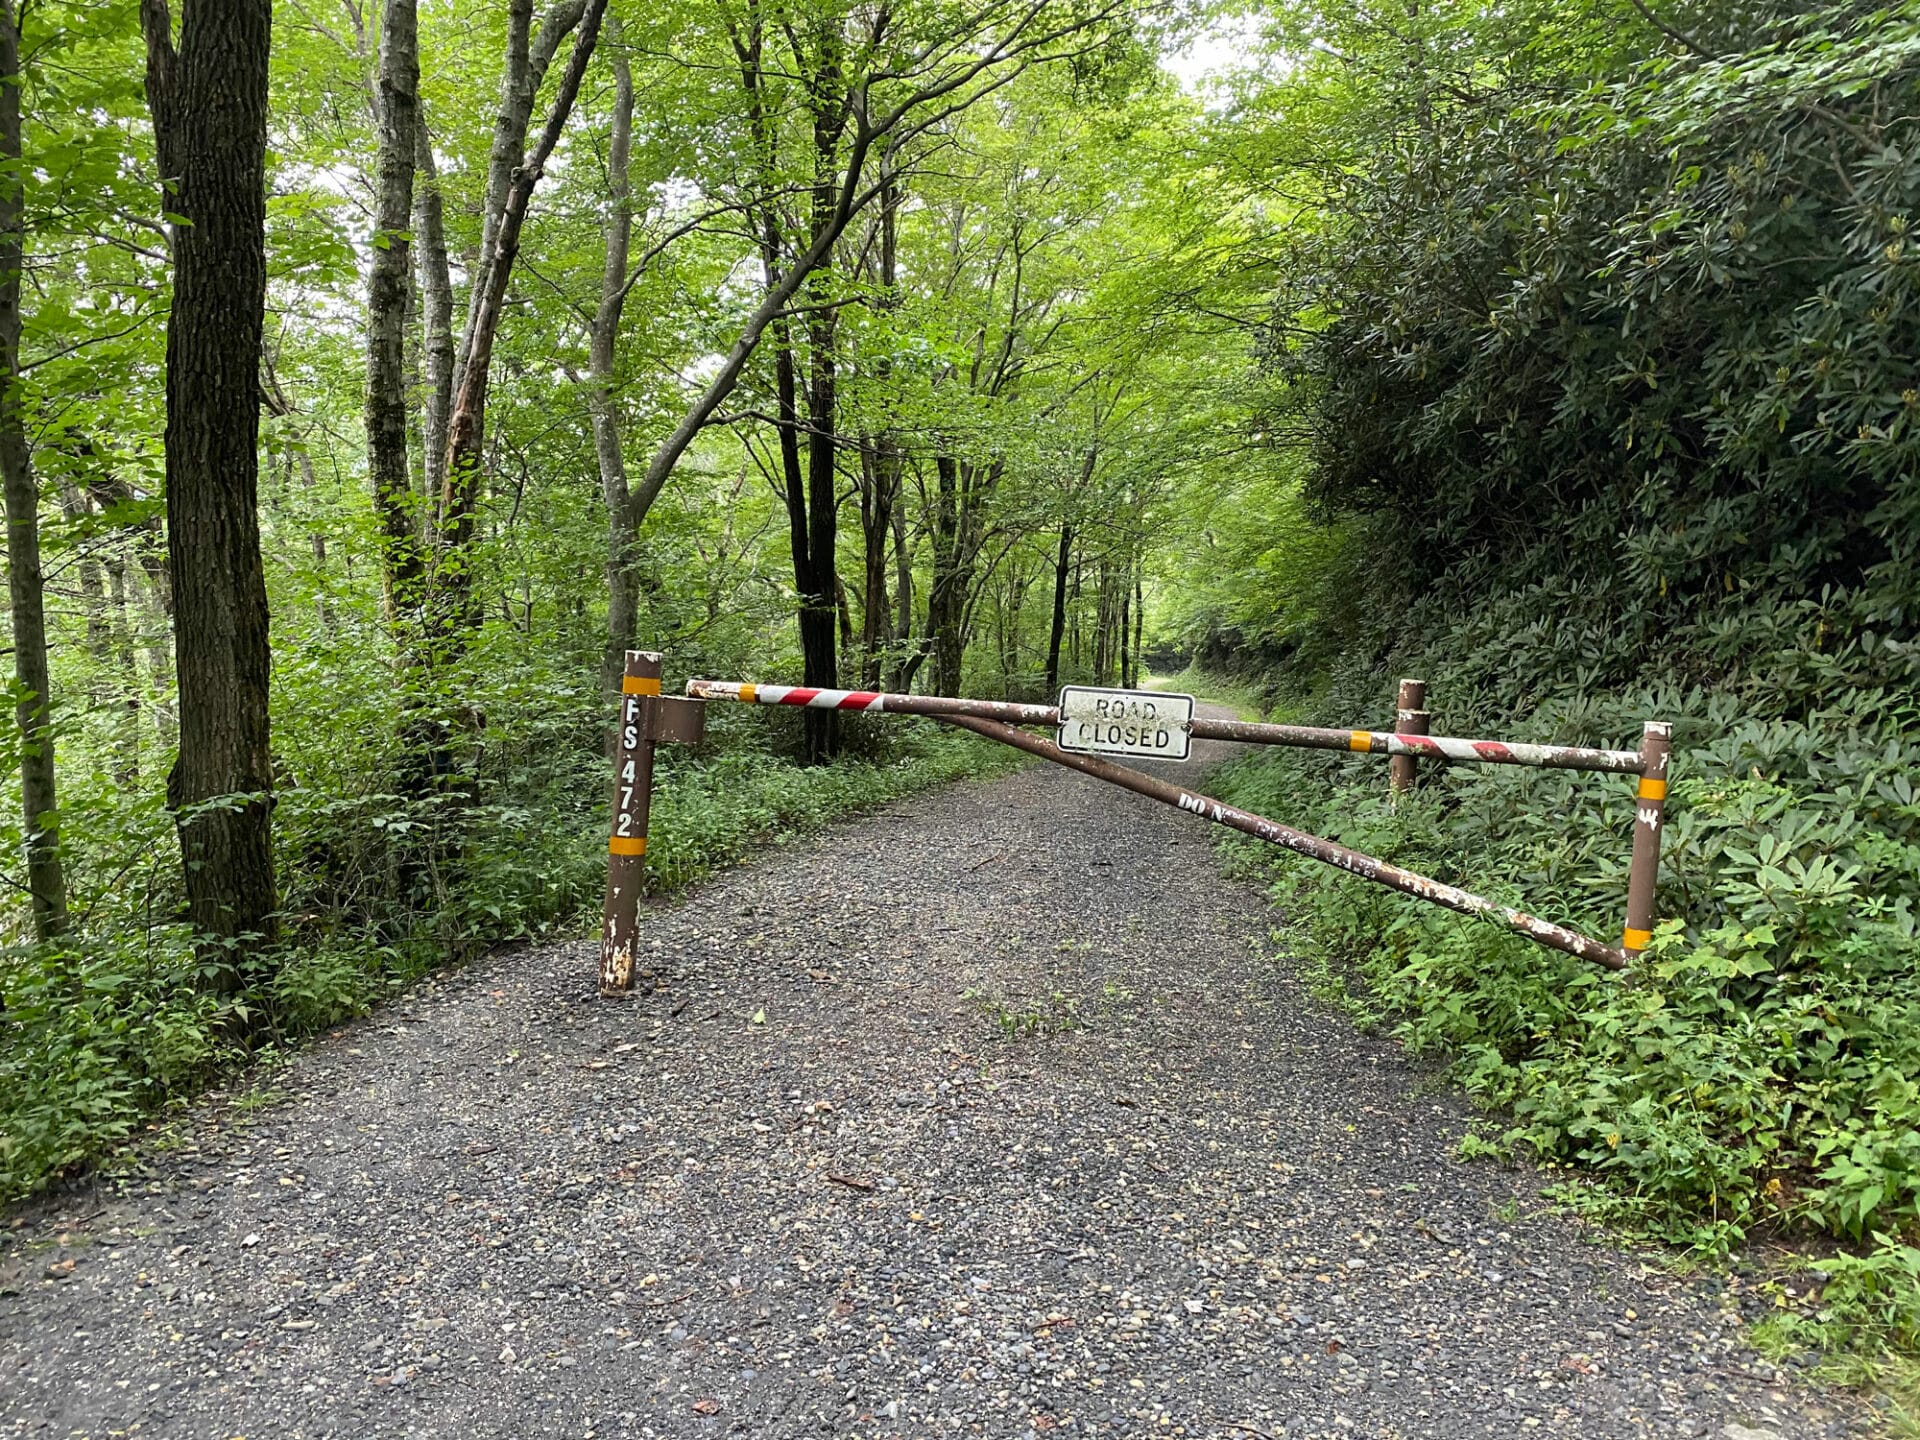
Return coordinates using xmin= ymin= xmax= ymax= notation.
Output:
xmin=1389 ymin=678 xmax=1428 ymax=800
xmin=601 ymin=650 xmax=662 ymax=995
xmin=1621 ymin=720 xmax=1672 ymax=959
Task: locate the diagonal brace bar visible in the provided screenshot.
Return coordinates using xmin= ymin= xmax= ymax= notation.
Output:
xmin=936 ymin=713 xmax=1629 ymax=971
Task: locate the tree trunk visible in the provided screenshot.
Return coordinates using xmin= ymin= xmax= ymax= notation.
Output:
xmin=856 ymin=163 xmax=901 ymax=688
xmin=922 ymin=452 xmax=1007 ymax=698
xmin=437 ymin=0 xmax=605 ymax=642
xmin=857 ymin=441 xmax=902 ymax=686
xmin=413 ymin=115 xmax=454 ymax=509
xmin=889 ymin=498 xmax=913 ymax=685
xmin=86 ymin=464 xmax=176 ymax=740
xmin=793 ymin=31 xmax=847 ymax=763
xmin=141 ymin=0 xmax=279 ymax=967
xmin=451 ymin=0 xmax=585 ymax=403
xmin=128 ymin=561 xmax=178 ymax=748
xmin=771 ymin=318 xmax=840 ymax=761
xmin=365 ymin=0 xmax=438 ymax=811
xmin=1068 ymin=560 xmax=1081 ymax=668
xmin=57 ymin=482 xmax=113 ymax=699
xmin=1044 ymin=522 xmax=1071 ymax=696
xmin=1121 ymin=564 xmax=1136 ymax=687
xmin=107 ymin=549 xmax=141 ymax=784
xmin=1093 ymin=559 xmax=1110 ymax=683
xmin=87 ymin=471 xmax=173 ymax=634
xmin=366 ymin=0 xmax=422 ymax=630
xmin=834 ymin=571 xmax=855 ymax=653
xmin=926 ymin=454 xmax=965 ymax=696
xmin=1 ymin=0 xmax=68 ymax=939
xmin=590 ymin=40 xmax=637 ymax=699
xmin=797 ymin=287 xmax=840 ymax=763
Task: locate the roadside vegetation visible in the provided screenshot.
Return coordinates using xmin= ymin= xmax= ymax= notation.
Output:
xmin=1 ymin=0 xmax=1176 ymax=1198
xmin=1154 ymin=0 xmax=1920 ymax=1403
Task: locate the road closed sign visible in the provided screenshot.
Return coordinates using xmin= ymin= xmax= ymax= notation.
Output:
xmin=1056 ymin=687 xmax=1195 ymax=761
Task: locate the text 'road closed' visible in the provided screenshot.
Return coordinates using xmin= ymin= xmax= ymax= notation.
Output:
xmin=1056 ymin=687 xmax=1195 ymax=761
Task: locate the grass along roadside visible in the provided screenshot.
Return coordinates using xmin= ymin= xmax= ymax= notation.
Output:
xmin=1146 ymin=663 xmax=1270 ymax=724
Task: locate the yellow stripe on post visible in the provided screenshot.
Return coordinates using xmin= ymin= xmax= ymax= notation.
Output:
xmin=1622 ymin=926 xmax=1652 ymax=952
xmin=1637 ymin=776 xmax=1668 ymax=801
xmin=608 ymin=835 xmax=648 ymax=857
xmin=1349 ymin=731 xmax=1373 ymax=753
xmin=622 ymin=676 xmax=662 ymax=696
xmin=739 ymin=683 xmax=757 ymax=704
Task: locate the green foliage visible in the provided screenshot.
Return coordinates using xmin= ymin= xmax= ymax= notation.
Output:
xmin=1140 ymin=5 xmax=1920 ymax=1393
xmin=3 ymin=0 xmax=1215 ymax=1208
xmin=1213 ymin=671 xmax=1920 ymax=1259
xmin=1820 ymin=1242 xmax=1920 ymax=1356
xmin=964 ymin=985 xmax=1083 ymax=1039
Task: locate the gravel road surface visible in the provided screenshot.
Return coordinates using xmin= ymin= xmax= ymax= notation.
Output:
xmin=1 ymin=716 xmax=1859 ymax=1438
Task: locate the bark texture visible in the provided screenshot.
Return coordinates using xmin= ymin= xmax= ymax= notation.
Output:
xmin=589 ymin=41 xmax=638 ymax=698
xmin=1044 ymin=522 xmax=1071 ymax=695
xmin=413 ymin=114 xmax=454 ymax=504
xmin=1 ymin=0 xmax=68 ymax=938
xmin=437 ymin=0 xmax=605 ymax=638
xmin=142 ymin=0 xmax=279 ymax=962
xmin=366 ymin=0 xmax=422 ymax=626
xmin=856 ymin=166 xmax=902 ymax=687
xmin=924 ymin=455 xmax=1003 ymax=697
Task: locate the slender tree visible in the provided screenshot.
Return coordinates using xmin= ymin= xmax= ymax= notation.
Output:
xmin=435 ymin=0 xmax=607 ymax=640
xmin=141 ymin=0 xmax=279 ymax=968
xmin=0 ymin=0 xmax=67 ymax=939
xmin=1044 ymin=520 xmax=1072 ymax=695
xmin=855 ymin=161 xmax=905 ymax=687
xmin=587 ymin=34 xmax=639 ymax=699
xmin=413 ymin=114 xmax=455 ymax=504
xmin=366 ymin=0 xmax=422 ymax=627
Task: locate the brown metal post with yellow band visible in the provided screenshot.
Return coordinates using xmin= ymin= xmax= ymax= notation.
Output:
xmin=600 ymin=652 xmax=709 ymax=996
xmin=601 ymin=651 xmax=661 ymax=995
xmin=1622 ymin=720 xmax=1673 ymax=957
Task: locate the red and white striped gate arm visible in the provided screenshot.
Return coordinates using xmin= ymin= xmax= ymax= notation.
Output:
xmin=686 ymin=680 xmax=886 ymax=711
xmin=633 ymin=670 xmax=1673 ymax=976
xmin=686 ymin=679 xmax=1059 ymax=727
xmin=689 ymin=678 xmax=1644 ymax=774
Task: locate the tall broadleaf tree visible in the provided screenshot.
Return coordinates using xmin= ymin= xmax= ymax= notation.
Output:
xmin=141 ymin=0 xmax=279 ymax=974
xmin=0 ymin=0 xmax=65 ymax=939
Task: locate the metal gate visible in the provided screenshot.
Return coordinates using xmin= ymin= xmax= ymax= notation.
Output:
xmin=597 ymin=651 xmax=1670 ymax=994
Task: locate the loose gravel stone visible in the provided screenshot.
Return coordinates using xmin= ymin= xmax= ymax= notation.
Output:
xmin=0 ymin=713 xmax=1864 ymax=1437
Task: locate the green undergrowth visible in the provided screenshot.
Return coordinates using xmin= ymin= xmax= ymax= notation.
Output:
xmin=1159 ymin=4 xmax=1920 ymax=1399
xmin=1155 ymin=663 xmax=1266 ymax=724
xmin=0 ymin=719 xmax=1017 ymax=1204
xmin=1196 ymin=641 xmax=1920 ymax=1389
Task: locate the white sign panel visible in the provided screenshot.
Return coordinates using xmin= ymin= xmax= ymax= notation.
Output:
xmin=1056 ymin=687 xmax=1195 ymax=761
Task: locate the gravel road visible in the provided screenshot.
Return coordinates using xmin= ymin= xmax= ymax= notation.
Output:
xmin=1 ymin=715 xmax=1861 ymax=1439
